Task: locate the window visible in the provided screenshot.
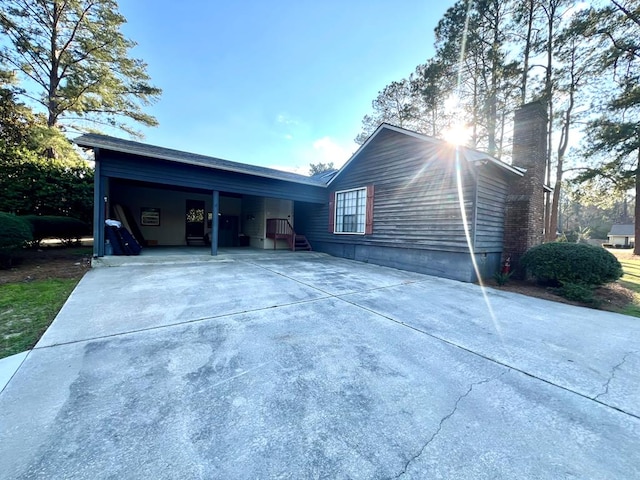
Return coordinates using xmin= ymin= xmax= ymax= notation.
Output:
xmin=334 ymin=187 xmax=368 ymax=234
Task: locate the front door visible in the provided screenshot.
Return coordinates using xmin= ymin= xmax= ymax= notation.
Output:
xmin=218 ymin=215 xmax=239 ymax=247
xmin=185 ymin=199 xmax=205 ymax=244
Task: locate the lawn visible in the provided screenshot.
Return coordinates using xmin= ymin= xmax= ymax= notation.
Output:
xmin=610 ymin=249 xmax=640 ymax=317
xmin=0 ymin=245 xmax=90 ymax=360
xmin=0 ymin=279 xmax=80 ymax=358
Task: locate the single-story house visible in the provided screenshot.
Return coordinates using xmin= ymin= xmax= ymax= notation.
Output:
xmin=76 ymin=102 xmax=548 ymax=283
xmin=608 ymin=224 xmax=635 ymax=247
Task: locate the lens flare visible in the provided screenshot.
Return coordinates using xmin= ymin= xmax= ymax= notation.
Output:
xmin=443 ymin=122 xmax=471 ymax=146
xmin=450 ymin=2 xmax=506 ymax=346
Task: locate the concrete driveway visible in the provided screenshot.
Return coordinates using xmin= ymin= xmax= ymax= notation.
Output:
xmin=1 ymin=252 xmax=639 ymax=479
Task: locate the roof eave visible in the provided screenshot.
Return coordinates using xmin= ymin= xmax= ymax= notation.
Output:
xmin=74 ymin=135 xmax=325 ymax=187
xmin=328 ymin=124 xmax=524 ymax=185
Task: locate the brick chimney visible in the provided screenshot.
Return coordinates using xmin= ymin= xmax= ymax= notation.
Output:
xmin=503 ymin=102 xmax=548 ymax=269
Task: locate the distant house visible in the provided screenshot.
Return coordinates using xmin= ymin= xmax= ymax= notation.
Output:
xmin=608 ymin=224 xmax=635 ymax=247
xmin=76 ymin=102 xmax=548 ymax=283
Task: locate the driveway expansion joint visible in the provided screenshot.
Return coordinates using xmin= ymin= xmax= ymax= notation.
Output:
xmin=392 ymin=372 xmax=507 ymax=479
xmin=241 ymin=258 xmax=423 ymax=297
xmin=332 ymin=296 xmax=640 ymax=421
xmin=31 ymin=295 xmax=332 ymax=351
xmin=594 ymin=351 xmax=637 ymax=401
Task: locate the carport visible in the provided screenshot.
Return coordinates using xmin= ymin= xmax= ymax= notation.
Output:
xmin=74 ymin=134 xmax=327 ymax=257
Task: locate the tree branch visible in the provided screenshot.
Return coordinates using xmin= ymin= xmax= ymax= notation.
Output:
xmin=611 ymin=0 xmax=640 ymax=28
xmin=57 ymin=1 xmax=97 ymax=65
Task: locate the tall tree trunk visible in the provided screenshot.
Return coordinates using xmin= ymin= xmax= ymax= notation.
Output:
xmin=48 ymin=1 xmax=60 ymax=128
xmin=549 ymin=38 xmax=577 ymax=242
xmin=487 ymin=2 xmax=500 ymax=157
xmin=634 ymin=147 xmax=640 ymax=256
xmin=521 ymin=0 xmax=535 ymax=104
xmin=543 ymin=1 xmax=556 ymax=241
xmin=549 ymin=109 xmax=571 ymax=242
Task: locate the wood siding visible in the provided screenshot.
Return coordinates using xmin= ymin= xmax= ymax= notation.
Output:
xmin=297 ymin=129 xmax=480 ymax=254
xmin=474 ymin=165 xmax=510 ymax=252
xmin=99 ymin=151 xmax=326 ymax=204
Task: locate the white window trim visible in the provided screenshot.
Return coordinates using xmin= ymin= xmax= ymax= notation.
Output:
xmin=334 ymin=187 xmax=367 ymax=235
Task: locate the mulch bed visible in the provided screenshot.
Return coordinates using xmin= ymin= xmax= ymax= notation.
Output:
xmin=486 ymin=278 xmax=634 ymax=312
xmin=0 ymin=249 xmax=91 ymax=285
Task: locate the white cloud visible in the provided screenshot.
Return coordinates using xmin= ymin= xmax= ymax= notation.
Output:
xmin=284 ymin=134 xmax=293 ymax=140
xmin=267 ymin=164 xmax=309 ymax=175
xmin=310 ymin=136 xmax=354 ymax=168
xmin=267 ymin=135 xmax=356 ymax=177
xmin=276 ymin=113 xmax=298 ymax=125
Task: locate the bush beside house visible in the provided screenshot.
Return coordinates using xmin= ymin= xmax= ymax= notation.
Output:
xmin=520 ymin=243 xmax=623 ymax=304
xmin=22 ymin=215 xmax=90 ymax=246
xmin=0 ymin=212 xmax=33 ymax=268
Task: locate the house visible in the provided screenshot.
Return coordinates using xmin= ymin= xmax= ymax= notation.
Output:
xmin=76 ymin=102 xmax=547 ymax=283
xmin=608 ymin=224 xmax=635 ymax=247
xmin=296 ymin=103 xmax=548 ymax=282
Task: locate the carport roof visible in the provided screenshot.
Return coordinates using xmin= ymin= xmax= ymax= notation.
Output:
xmin=74 ymin=133 xmax=328 ymax=187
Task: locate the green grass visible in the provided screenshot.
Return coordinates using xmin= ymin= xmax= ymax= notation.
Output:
xmin=0 ymin=278 xmax=80 ymax=359
xmin=609 ymin=250 xmax=640 ymax=317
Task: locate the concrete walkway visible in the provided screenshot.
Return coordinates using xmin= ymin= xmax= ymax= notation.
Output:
xmin=1 ymin=252 xmax=638 ymax=479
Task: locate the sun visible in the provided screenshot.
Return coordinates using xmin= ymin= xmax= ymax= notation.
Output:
xmin=443 ymin=122 xmax=471 ymax=146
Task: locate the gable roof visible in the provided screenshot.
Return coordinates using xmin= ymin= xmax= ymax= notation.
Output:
xmin=74 ymin=133 xmax=327 ymax=187
xmin=609 ymin=224 xmax=635 ymax=236
xmin=328 ymin=123 xmax=524 ymax=186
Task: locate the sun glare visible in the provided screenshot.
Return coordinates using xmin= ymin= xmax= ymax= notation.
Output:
xmin=443 ymin=122 xmax=471 ymax=146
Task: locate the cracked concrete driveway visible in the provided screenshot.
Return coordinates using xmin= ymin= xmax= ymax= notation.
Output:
xmin=1 ymin=252 xmax=639 ymax=479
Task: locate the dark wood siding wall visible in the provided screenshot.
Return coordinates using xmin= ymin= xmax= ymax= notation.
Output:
xmin=99 ymin=151 xmax=326 ymax=204
xmin=474 ymin=165 xmax=510 ymax=252
xmin=297 ymin=129 xmax=478 ymax=254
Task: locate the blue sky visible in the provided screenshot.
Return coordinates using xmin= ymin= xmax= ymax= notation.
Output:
xmin=116 ymin=0 xmax=455 ymax=174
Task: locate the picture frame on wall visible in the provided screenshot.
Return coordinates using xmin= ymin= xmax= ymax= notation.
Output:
xmin=141 ymin=207 xmax=160 ymax=226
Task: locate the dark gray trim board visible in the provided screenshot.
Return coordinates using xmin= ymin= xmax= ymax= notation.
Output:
xmin=76 ymin=133 xmax=325 ymax=187
xmin=99 ymin=151 xmax=326 ymax=204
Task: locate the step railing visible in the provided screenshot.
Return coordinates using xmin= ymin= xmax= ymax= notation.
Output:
xmin=266 ymin=218 xmax=296 ymax=251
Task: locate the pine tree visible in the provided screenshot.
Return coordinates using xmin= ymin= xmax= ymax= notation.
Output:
xmin=574 ymin=0 xmax=640 ymax=253
xmin=0 ymin=0 xmax=161 ymax=136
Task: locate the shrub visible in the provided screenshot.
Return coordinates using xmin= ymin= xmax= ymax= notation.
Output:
xmin=558 ymin=230 xmax=579 ymax=243
xmin=520 ymin=242 xmax=623 ymax=287
xmin=493 ymin=270 xmax=513 ymax=286
xmin=0 ymin=212 xmax=32 ymax=249
xmin=22 ymin=215 xmax=89 ymax=246
xmin=553 ymin=283 xmax=597 ymax=305
xmin=0 ymin=212 xmax=32 ymax=268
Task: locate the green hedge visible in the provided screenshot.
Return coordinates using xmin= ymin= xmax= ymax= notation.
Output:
xmin=21 ymin=215 xmax=89 ymax=245
xmin=520 ymin=242 xmax=622 ymax=287
xmin=0 ymin=212 xmax=32 ymax=249
xmin=0 ymin=212 xmax=32 ymax=268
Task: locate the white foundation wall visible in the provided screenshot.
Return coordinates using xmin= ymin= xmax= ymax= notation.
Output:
xmin=241 ymin=196 xmax=266 ymax=248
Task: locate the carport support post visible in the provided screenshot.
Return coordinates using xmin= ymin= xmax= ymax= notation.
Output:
xmin=92 ymin=153 xmax=107 ymax=257
xmin=211 ymin=190 xmax=219 ymax=256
